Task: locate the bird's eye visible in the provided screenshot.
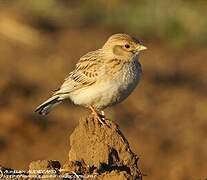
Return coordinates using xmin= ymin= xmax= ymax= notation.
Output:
xmin=125 ymin=44 xmax=130 ymax=48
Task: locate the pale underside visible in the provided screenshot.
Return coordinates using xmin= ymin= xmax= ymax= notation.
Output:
xmin=54 ymin=49 xmax=142 ymax=110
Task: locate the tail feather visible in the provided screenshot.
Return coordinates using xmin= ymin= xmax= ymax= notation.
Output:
xmin=35 ymin=96 xmax=62 ymax=115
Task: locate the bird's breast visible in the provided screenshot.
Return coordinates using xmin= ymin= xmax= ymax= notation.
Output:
xmin=113 ymin=60 xmax=142 ymax=102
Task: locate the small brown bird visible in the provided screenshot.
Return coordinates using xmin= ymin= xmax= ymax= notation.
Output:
xmin=35 ymin=33 xmax=147 ymax=124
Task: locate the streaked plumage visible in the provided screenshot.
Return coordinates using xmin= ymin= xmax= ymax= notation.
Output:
xmin=35 ymin=33 xmax=147 ymax=123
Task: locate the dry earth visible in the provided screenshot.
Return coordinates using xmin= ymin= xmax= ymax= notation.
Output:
xmin=0 ymin=115 xmax=142 ymax=180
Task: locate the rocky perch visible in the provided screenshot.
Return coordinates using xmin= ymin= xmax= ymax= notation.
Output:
xmin=0 ymin=115 xmax=143 ymax=180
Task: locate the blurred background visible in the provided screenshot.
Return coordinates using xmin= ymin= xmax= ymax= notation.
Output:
xmin=0 ymin=0 xmax=207 ymax=179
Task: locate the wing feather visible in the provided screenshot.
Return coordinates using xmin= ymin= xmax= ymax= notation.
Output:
xmin=54 ymin=49 xmax=104 ymax=95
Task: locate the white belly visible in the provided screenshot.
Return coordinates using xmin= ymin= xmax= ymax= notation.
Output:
xmin=69 ymin=60 xmax=142 ymax=109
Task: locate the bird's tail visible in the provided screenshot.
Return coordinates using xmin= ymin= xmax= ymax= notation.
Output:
xmin=35 ymin=95 xmax=63 ymax=115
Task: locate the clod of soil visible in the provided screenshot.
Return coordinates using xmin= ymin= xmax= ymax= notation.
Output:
xmin=68 ymin=115 xmax=142 ymax=179
xmin=0 ymin=115 xmax=143 ymax=180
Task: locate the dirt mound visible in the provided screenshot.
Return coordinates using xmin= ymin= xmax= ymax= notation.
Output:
xmin=0 ymin=115 xmax=142 ymax=179
xmin=69 ymin=115 xmax=142 ymax=178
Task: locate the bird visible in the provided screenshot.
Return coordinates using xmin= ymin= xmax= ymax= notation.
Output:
xmin=35 ymin=33 xmax=147 ymax=124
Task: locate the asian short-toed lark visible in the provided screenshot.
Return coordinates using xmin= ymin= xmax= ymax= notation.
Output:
xmin=35 ymin=33 xmax=147 ymax=124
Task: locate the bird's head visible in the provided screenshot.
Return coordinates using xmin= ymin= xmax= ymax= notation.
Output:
xmin=102 ymin=33 xmax=147 ymax=60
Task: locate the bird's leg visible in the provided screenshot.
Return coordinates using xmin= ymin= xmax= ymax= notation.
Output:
xmin=89 ymin=106 xmax=105 ymax=125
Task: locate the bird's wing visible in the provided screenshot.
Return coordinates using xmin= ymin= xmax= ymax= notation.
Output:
xmin=54 ymin=50 xmax=104 ymax=95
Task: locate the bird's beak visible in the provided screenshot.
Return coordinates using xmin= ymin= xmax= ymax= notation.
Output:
xmin=136 ymin=44 xmax=147 ymax=52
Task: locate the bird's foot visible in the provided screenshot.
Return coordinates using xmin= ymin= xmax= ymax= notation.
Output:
xmin=89 ymin=106 xmax=107 ymax=126
xmin=93 ymin=112 xmax=105 ymax=125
